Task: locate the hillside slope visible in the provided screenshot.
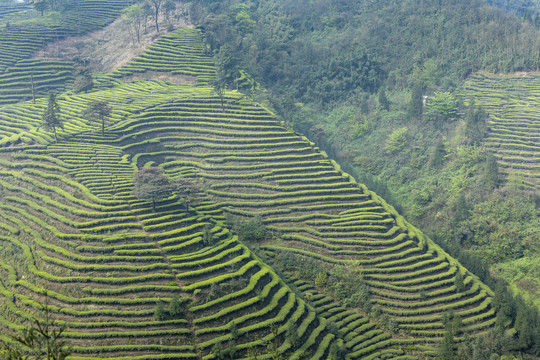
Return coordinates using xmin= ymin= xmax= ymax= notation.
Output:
xmin=461 ymin=73 xmax=540 ymax=190
xmin=0 ymin=26 xmax=510 ymax=359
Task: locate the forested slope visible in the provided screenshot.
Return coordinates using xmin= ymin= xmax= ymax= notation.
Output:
xmin=189 ymin=0 xmax=540 ymax=315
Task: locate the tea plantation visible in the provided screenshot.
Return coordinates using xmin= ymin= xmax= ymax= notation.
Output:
xmin=462 ymin=73 xmax=540 ymax=190
xmin=0 ymin=4 xmax=512 ymax=360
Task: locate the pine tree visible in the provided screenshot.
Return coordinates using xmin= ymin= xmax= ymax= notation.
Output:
xmin=465 ymin=101 xmax=487 ymax=145
xmin=483 ymin=154 xmax=499 ymax=189
xmin=429 ymin=139 xmax=446 ymax=168
xmin=41 ymin=92 xmax=62 ymax=143
xmin=378 ymin=87 xmax=389 ymax=111
xmin=407 ymin=82 xmax=423 ymax=118
xmin=452 ymin=192 xmax=469 ymax=225
xmin=454 ymin=271 xmax=465 ymax=293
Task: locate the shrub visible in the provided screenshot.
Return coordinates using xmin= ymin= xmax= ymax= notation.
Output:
xmin=384 ymin=127 xmax=408 ymax=154
xmin=233 ymin=215 xmax=270 ymax=242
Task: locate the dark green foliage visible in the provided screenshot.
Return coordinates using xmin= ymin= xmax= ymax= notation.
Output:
xmin=378 ymin=87 xmax=389 ymax=111
xmin=82 ymin=100 xmax=112 ymax=136
xmin=452 ymin=192 xmax=469 ymax=225
xmin=72 ymin=68 xmax=94 ymax=94
xmin=216 ymin=45 xmax=238 ymax=85
xmin=229 ymin=322 xmax=239 ymax=341
xmin=172 ymin=177 xmax=199 ymax=213
xmin=41 ymin=92 xmax=62 ymax=143
xmin=149 ymin=0 xmax=163 ymax=32
xmin=212 ymin=72 xmax=226 ymax=112
xmin=154 ymin=302 xmax=167 ymax=321
xmin=329 ymin=341 xmax=346 ymax=360
xmin=212 ymin=342 xmax=226 ymax=360
xmin=132 ymin=167 xmax=173 ymax=211
xmin=513 ymin=297 xmax=540 ymax=353
xmin=330 ymin=265 xmax=371 ymax=311
xmin=233 ymin=215 xmax=270 ymax=242
xmin=437 ymin=312 xmax=462 ymax=360
xmin=429 ymin=139 xmax=446 ymax=168
xmin=202 ymin=224 xmax=214 ymax=246
xmin=169 ymin=295 xmax=184 ymax=319
xmin=285 ymin=324 xmax=299 ymax=348
xmin=454 ymin=271 xmax=465 ymax=293
xmin=163 ymin=0 xmax=175 ymax=24
xmin=343 ymin=281 xmax=371 ymax=311
xmin=407 ymin=82 xmax=424 ymax=118
xmin=30 ymin=0 xmax=47 ymax=16
xmin=464 ymin=101 xmax=487 ymax=145
xmin=483 ymin=154 xmax=499 ymax=188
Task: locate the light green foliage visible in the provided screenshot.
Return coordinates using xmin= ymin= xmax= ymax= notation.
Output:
xmin=314 ymin=271 xmax=327 ymax=287
xmin=384 ymin=127 xmax=408 ymax=154
xmin=235 ymin=10 xmax=256 ymax=34
xmin=412 ymin=59 xmax=439 ymax=88
xmin=425 ymin=92 xmax=458 ymax=122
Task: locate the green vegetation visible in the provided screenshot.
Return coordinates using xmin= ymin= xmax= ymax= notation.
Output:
xmin=0 ymin=1 xmax=539 ymax=359
xmin=191 ymin=0 xmax=540 ymax=318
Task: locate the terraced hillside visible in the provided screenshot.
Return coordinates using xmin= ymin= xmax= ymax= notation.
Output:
xmin=0 ymin=0 xmax=131 ymax=105
xmin=0 ymin=24 xmax=505 ymax=360
xmin=110 ymin=28 xmax=215 ymax=84
xmin=462 ymin=73 xmax=540 ymax=190
xmin=0 ymin=83 xmax=356 ymax=360
xmin=109 ymin=91 xmax=497 ymax=340
xmin=0 ymin=59 xmax=75 ymax=105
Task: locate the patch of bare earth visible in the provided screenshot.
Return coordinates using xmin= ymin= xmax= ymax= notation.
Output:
xmin=33 ymin=2 xmax=192 ymax=73
xmin=124 ymin=71 xmax=197 ymax=84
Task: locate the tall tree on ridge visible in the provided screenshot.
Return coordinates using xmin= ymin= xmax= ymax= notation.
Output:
xmin=41 ymin=92 xmax=62 ymax=143
xmin=133 ymin=167 xmax=173 ymax=211
xmin=83 ymin=100 xmax=113 ymax=136
xmin=30 ymin=0 xmax=47 ymax=16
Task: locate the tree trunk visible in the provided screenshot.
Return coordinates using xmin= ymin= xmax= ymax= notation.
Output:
xmin=155 ymin=7 xmax=159 ymax=32
xmin=101 ymin=117 xmax=105 ymax=136
xmin=53 ymin=127 xmax=58 ymax=143
xmin=152 ymin=199 xmax=156 ymax=212
xmin=30 ymin=74 xmax=36 ymax=104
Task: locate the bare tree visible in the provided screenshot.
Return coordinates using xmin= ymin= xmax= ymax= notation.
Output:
xmin=149 ymin=0 xmax=163 ymax=32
